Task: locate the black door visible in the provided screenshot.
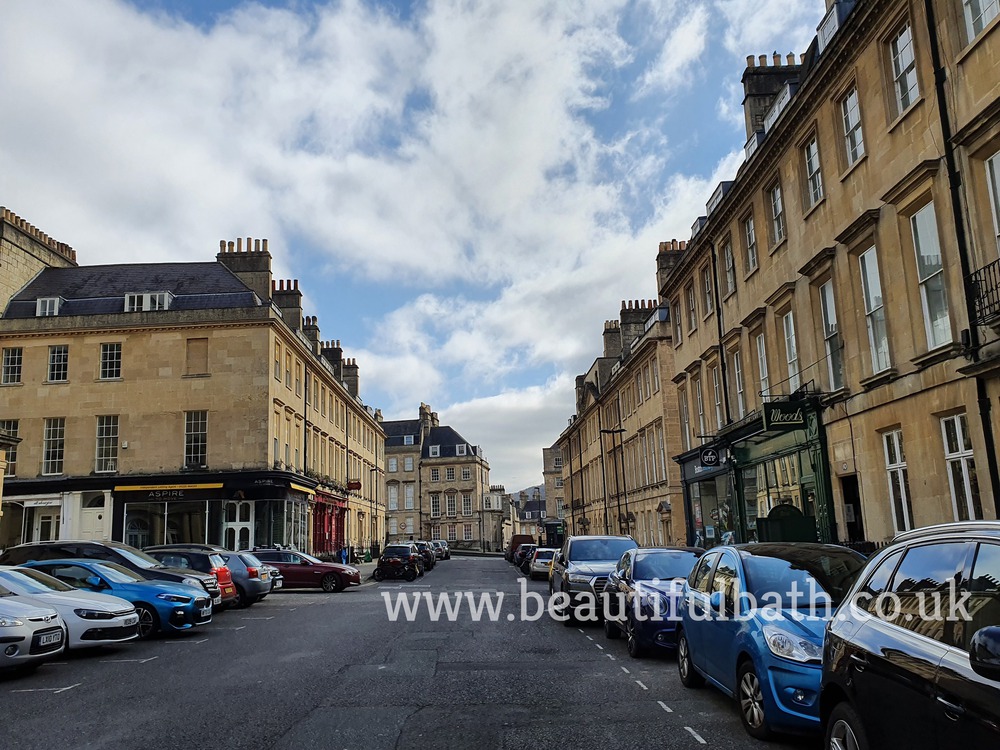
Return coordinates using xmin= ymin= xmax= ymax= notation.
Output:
xmin=840 ymin=475 xmax=865 ymax=543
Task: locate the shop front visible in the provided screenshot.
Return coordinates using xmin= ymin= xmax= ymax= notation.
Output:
xmin=312 ymin=490 xmax=347 ymax=556
xmin=111 ymin=474 xmax=315 ymax=551
xmin=677 ymin=398 xmax=837 ymax=549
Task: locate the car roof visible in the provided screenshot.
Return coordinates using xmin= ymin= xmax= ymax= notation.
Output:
xmin=635 ymin=546 xmax=704 ymax=555
xmin=568 ymin=535 xmax=635 ymax=541
xmin=891 ymin=520 xmax=1000 ymax=544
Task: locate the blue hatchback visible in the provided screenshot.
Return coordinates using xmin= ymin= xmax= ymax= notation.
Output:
xmin=676 ymin=543 xmax=865 ymax=740
xmin=24 ymin=559 xmax=213 ymax=639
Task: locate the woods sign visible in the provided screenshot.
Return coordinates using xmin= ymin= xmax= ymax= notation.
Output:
xmin=762 ymin=401 xmax=809 ymax=431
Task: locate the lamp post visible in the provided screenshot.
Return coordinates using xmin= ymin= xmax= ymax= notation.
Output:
xmin=369 ymin=467 xmax=379 ymax=558
xmin=600 ymin=428 xmax=627 ymax=534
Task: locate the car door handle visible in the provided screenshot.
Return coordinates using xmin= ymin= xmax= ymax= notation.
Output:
xmin=848 ymin=653 xmax=868 ymax=672
xmin=937 ymin=697 xmax=965 ymax=720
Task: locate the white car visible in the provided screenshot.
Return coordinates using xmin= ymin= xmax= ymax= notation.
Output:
xmin=0 ymin=592 xmax=65 ymax=674
xmin=0 ymin=566 xmax=138 ymax=649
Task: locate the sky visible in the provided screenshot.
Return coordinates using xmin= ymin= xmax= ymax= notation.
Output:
xmin=0 ymin=0 xmax=825 ymax=492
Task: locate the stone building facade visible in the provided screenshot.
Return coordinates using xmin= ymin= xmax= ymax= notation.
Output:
xmin=382 ymin=403 xmax=492 ymax=549
xmin=557 ymin=297 xmax=686 ymax=546
xmin=0 ymin=228 xmax=384 ymax=556
xmin=660 ymin=0 xmax=1000 ymax=549
xmin=0 ymin=207 xmax=77 ymax=313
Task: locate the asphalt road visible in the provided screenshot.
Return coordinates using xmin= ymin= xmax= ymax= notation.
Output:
xmin=3 ymin=557 xmax=819 ymax=750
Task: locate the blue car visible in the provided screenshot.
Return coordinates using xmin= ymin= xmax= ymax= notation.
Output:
xmin=676 ymin=543 xmax=866 ymax=740
xmin=601 ymin=546 xmax=704 ymax=657
xmin=24 ymin=559 xmax=213 ymax=639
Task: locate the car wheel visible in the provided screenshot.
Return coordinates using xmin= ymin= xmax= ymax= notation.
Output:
xmin=373 ymin=568 xmax=385 ymax=582
xmin=321 ymin=573 xmax=344 ymax=593
xmin=677 ymin=630 xmax=704 ymax=688
xmin=626 ymin=615 xmax=646 ymax=658
xmin=234 ymin=585 xmax=254 ymax=609
xmin=404 ymin=568 xmax=418 ymax=582
xmin=135 ymin=604 xmax=159 ymax=639
xmin=603 ymin=617 xmax=621 ymax=640
xmin=826 ymin=702 xmax=869 ymax=750
xmin=737 ymin=660 xmax=772 ymax=740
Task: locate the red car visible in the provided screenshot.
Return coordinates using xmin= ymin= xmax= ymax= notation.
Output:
xmin=251 ymin=548 xmax=361 ymax=592
xmin=145 ymin=548 xmax=239 ymax=609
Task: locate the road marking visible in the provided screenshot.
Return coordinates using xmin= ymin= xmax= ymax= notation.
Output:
xmin=585 ymin=635 xmax=593 ymax=641
xmin=635 ymin=680 xmax=648 ymax=690
xmin=658 ymin=700 xmax=673 ymax=713
xmin=684 ymin=727 xmax=706 ymax=744
xmin=163 ymin=638 xmax=208 ymax=644
xmin=100 ymin=656 xmax=158 ymax=664
xmin=605 ymin=654 xmax=616 ymax=661
xmin=621 ymin=666 xmax=630 ymax=674
xmin=11 ymin=682 xmax=81 ymax=694
xmin=240 ymin=616 xmax=275 ymax=620
xmin=40 ymin=662 xmax=67 ymax=666
xmin=595 ymin=644 xmax=604 ymax=650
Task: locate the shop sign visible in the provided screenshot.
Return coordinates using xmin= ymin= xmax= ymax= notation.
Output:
xmin=762 ymin=400 xmax=809 ymax=431
xmin=699 ymin=447 xmax=720 ymax=467
xmin=347 ymin=480 xmax=362 ymax=491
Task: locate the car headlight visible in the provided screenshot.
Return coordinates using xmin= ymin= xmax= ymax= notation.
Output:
xmin=0 ymin=617 xmax=24 ymax=627
xmin=156 ymin=593 xmax=192 ymax=604
xmin=73 ymin=608 xmax=114 ymax=620
xmin=763 ymin=624 xmax=822 ymax=663
xmin=567 ymin=574 xmax=592 ymax=584
xmin=640 ymin=593 xmax=671 ymax=614
xmin=182 ymin=577 xmax=203 ymax=588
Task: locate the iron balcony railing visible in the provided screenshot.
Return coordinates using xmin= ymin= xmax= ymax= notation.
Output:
xmin=969 ymin=257 xmax=1000 ymax=326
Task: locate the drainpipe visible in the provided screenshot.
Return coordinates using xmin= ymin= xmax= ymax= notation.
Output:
xmin=709 ymin=241 xmax=733 ymax=424
xmin=923 ymin=0 xmax=1000 ymax=516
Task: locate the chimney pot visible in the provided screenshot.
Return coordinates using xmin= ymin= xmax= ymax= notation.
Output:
xmin=758 ymin=54 xmax=767 ymax=66
xmin=237 ymin=238 xmax=242 ymax=252
xmin=786 ymin=52 xmax=795 ymax=65
xmin=746 ymin=55 xmax=754 ymax=67
xmin=219 ymin=240 xmax=226 ymax=252
xmin=263 ymin=239 xmax=268 ymax=252
xmin=773 ymin=52 xmax=781 ymax=66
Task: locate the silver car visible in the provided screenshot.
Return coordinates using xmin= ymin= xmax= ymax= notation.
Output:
xmin=0 ymin=590 xmax=65 ymax=675
xmin=527 ymin=548 xmax=558 ymax=580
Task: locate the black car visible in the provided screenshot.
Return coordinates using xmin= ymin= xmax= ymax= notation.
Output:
xmin=512 ymin=544 xmax=536 ymax=568
xmin=374 ymin=544 xmax=422 ymax=582
xmin=414 ymin=541 xmax=436 ymax=571
xmin=821 ymin=521 xmax=1000 ymax=750
xmin=0 ymin=540 xmax=222 ymax=604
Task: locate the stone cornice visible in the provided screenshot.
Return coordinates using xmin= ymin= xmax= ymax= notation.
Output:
xmin=834 ymin=208 xmax=881 ymax=247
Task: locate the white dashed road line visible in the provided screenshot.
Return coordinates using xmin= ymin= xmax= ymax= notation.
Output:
xmin=621 ymin=666 xmax=630 ymax=674
xmin=684 ymin=727 xmax=707 ymax=744
xmin=657 ymin=700 xmax=673 ymax=713
xmin=635 ymin=680 xmax=648 ymax=690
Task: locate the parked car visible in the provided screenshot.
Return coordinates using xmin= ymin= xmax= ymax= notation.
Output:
xmin=0 ymin=592 xmax=64 ymax=675
xmin=0 ymin=566 xmax=138 ymax=649
xmin=144 ymin=549 xmax=238 ymax=610
xmin=821 ymin=521 xmax=1000 ymax=750
xmin=431 ymin=540 xmax=451 ymax=560
xmin=142 ymin=544 xmax=281 ymax=603
xmin=602 ymin=546 xmax=703 ymax=657
xmin=24 ymin=559 xmax=213 ymax=639
xmin=251 ymin=548 xmax=361 ymax=592
xmin=525 ymin=548 xmax=557 ymax=580
xmin=506 ymin=534 xmax=535 ymax=562
xmin=549 ymin=535 xmax=638 ymax=624
xmin=374 ymin=544 xmax=423 ymax=582
xmin=414 ymin=541 xmax=436 ymax=571
xmin=0 ymin=540 xmax=222 ymax=606
xmin=512 ymin=544 xmax=536 ymax=568
xmin=677 ymin=543 xmax=866 ymax=739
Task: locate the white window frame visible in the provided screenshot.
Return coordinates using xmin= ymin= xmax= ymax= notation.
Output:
xmin=461 ymin=467 xmax=471 ymax=481
xmin=388 ymin=457 xmax=398 ymax=473
xmin=680 ymin=390 xmax=691 ymax=451
xmin=95 ymin=415 xmax=119 ymax=473
xmin=456 ymin=444 xmax=467 ymax=456
xmin=462 ymin=493 xmax=473 ymax=516
xmin=404 ymin=483 xmax=415 ymax=510
xmin=769 ymin=183 xmax=786 ymax=244
xmin=388 ymin=484 xmax=399 ymax=511
xmin=911 ymin=202 xmax=951 ymax=349
xmin=430 ymin=493 xmax=440 ymax=518
xmin=2 ymin=347 xmax=23 ymax=384
xmin=686 ymin=285 xmax=697 ymax=331
xmin=388 ymin=517 xmax=398 ymax=535
xmin=48 ymin=345 xmax=68 ymax=382
xmin=42 ymin=417 xmax=66 ymax=475
xmin=404 ymin=456 xmax=414 ymax=471
xmin=733 ymin=351 xmax=746 ymax=419
xmin=941 ymin=414 xmax=983 ymax=521
xmin=820 ymin=281 xmax=844 ymax=390
xmin=447 ymin=524 xmax=457 ymax=542
xmin=36 ymin=297 xmax=61 ymax=317
xmin=964 ymin=0 xmax=999 ymax=42
xmin=672 ymin=300 xmax=683 ymax=342
xmin=756 ymin=333 xmax=769 ymax=399
xmin=783 ymin=311 xmax=800 ymax=393
xmin=890 ymin=22 xmax=919 ymax=114
xmin=430 ymin=468 xmax=440 ymax=482
xmin=723 ymin=241 xmax=736 ymax=295
xmin=125 ymin=291 xmax=171 ymax=312
xmin=711 ymin=366 xmax=723 ymax=429
xmin=429 ymin=445 xmax=440 ymax=457
xmin=702 ymin=267 xmax=714 ymax=316
xmin=100 ymin=343 xmax=122 ymax=380
xmin=464 ymin=523 xmax=473 ymax=541
xmin=841 ymin=86 xmax=865 ymax=166
xmin=744 ymin=214 xmax=758 ymax=271
xmin=403 ymin=435 xmax=414 ymax=446
xmin=446 ymin=493 xmax=457 ymax=517
xmin=694 ymin=379 xmax=705 ymax=439
xmin=1 ymin=420 xmax=19 ymax=476
xmin=860 ymin=247 xmax=891 ymax=373
xmin=988 ymin=150 xmax=1000 ymax=255
xmin=804 ymin=138 xmax=824 ymax=206
xmin=883 ymin=429 xmax=914 ymax=533
xmin=184 ymin=410 xmax=207 ymax=468
xmin=446 ymin=467 xmax=456 ymax=481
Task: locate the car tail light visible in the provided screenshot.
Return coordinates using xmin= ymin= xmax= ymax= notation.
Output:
xmin=246 ymin=566 xmax=260 ymax=579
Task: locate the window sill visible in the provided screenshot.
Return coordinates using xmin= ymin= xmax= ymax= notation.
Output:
xmin=911 ymin=342 xmax=963 ymax=370
xmin=859 ymin=368 xmax=899 ymax=391
xmin=956 ymin=15 xmax=1000 ymax=66
xmin=768 ymin=238 xmax=787 ymax=256
xmin=839 ymin=152 xmax=868 ymax=182
xmin=743 ymin=265 xmax=759 ymax=282
xmin=722 ymin=288 xmax=737 ymax=303
xmin=820 ymin=387 xmax=851 ymax=406
xmin=97 ymin=377 xmax=124 ymax=383
xmin=182 ymin=373 xmax=211 ymax=379
xmin=886 ymin=96 xmax=924 ymax=135
xmin=0 ymin=382 xmax=23 ymax=387
xmin=702 ymin=311 xmax=714 ymax=323
xmin=803 ymin=195 xmax=826 ymax=220
xmin=43 ymin=380 xmax=69 ymax=385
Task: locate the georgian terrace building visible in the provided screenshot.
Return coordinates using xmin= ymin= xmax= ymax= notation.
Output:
xmin=0 ymin=231 xmax=385 ymax=556
xmin=661 ymin=0 xmax=1000 ymax=550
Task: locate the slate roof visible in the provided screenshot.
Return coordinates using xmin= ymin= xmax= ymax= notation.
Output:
xmin=422 ymin=426 xmax=478 ymax=459
xmin=3 ymin=262 xmax=261 ymax=318
xmin=382 ymin=419 xmax=421 ymax=448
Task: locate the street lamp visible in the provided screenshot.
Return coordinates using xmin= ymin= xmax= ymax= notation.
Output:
xmin=369 ymin=467 xmax=379 ymax=558
xmin=600 ymin=428 xmax=627 ymax=534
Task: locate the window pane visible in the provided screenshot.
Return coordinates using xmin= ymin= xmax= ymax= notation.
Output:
xmin=886 ymin=542 xmax=969 ymax=644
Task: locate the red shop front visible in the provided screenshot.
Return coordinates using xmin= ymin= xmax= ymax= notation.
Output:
xmin=313 ymin=491 xmax=347 ymax=556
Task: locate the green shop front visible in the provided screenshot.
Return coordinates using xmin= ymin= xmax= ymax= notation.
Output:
xmin=676 ymin=398 xmax=837 ymax=549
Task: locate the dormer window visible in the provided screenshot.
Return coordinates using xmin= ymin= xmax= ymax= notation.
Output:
xmin=456 ymin=444 xmax=467 ymax=456
xmin=429 ymin=445 xmax=440 ymax=457
xmin=36 ymin=297 xmax=62 ymax=317
xmin=125 ymin=291 xmax=172 ymax=312
xmin=404 ymin=435 xmax=414 ymax=446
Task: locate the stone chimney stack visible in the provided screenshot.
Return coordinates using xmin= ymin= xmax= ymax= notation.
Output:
xmin=602 ymin=320 xmax=622 ymax=360
xmin=741 ymin=52 xmax=801 ymax=139
xmin=271 ymin=279 xmax=303 ymax=331
xmin=321 ymin=339 xmax=344 ymax=380
xmin=302 ymin=316 xmax=321 ymax=354
xmin=342 ymin=357 xmax=359 ymax=398
xmin=216 ymin=237 xmax=272 ymax=303
xmin=419 ymin=402 xmax=434 ymax=441
xmin=656 ymin=239 xmax=687 ymax=295
xmin=620 ymin=299 xmax=656 ymax=357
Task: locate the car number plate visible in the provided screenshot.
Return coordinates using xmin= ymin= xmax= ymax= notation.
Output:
xmin=39 ymin=631 xmax=62 ymax=646
xmin=124 ymin=615 xmax=139 ymax=626
xmin=212 ymin=595 xmax=222 ymax=605
xmin=273 ymin=579 xmax=282 ymax=589
xmin=199 ymin=606 xmax=212 ymax=618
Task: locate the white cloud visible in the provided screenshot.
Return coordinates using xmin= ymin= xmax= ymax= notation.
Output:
xmin=714 ymin=0 xmax=826 ymax=58
xmin=635 ymin=5 xmax=709 ymax=97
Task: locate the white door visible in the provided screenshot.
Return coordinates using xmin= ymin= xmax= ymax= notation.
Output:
xmin=79 ymin=510 xmax=106 ymax=540
xmin=33 ymin=511 xmax=61 ymax=542
xmin=223 ymin=501 xmax=254 ymax=550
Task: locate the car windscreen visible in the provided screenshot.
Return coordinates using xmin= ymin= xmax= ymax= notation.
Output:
xmin=0 ymin=568 xmax=76 ymax=594
xmin=298 ymin=552 xmax=323 ymax=564
xmin=384 ymin=547 xmax=412 ymax=557
xmin=109 ymin=544 xmax=163 ymax=570
xmin=92 ymin=561 xmax=148 ymax=584
xmin=570 ymin=538 xmax=637 ymax=562
xmin=634 ymin=551 xmax=701 ymax=581
xmin=742 ymin=547 xmax=866 ymax=608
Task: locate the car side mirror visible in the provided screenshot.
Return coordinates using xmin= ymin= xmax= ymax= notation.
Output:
xmin=709 ymin=591 xmax=724 ymax=612
xmin=970 ymin=626 xmax=1000 ymax=681
xmin=85 ymin=575 xmax=105 ymax=589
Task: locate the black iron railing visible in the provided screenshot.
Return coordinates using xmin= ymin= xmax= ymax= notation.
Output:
xmin=968 ymin=257 xmax=1000 ymax=325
